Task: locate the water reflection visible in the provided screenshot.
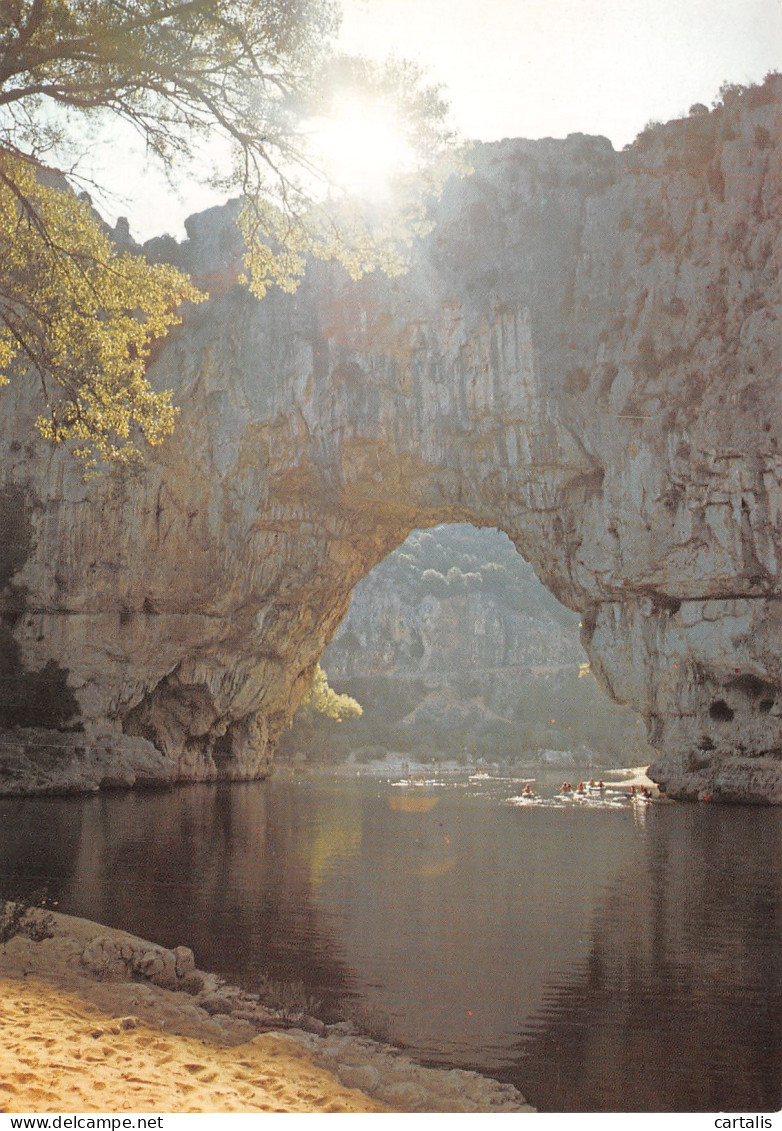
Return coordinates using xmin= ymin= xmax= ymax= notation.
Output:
xmin=388 ymin=794 xmax=440 ymax=813
xmin=0 ymin=777 xmax=779 ymax=1111
xmin=311 ymin=780 xmax=650 ymax=1063
xmin=0 ymin=784 xmax=359 ymax=1006
xmin=509 ymin=805 xmax=782 ymax=1111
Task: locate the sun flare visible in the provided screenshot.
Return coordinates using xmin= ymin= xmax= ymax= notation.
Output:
xmin=305 ymin=96 xmax=415 ymax=199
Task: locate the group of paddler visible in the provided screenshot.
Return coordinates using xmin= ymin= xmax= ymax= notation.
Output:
xmin=559 ymin=779 xmax=605 ymax=794
xmin=515 ymin=779 xmax=654 ymax=803
xmin=557 ymin=779 xmax=654 ymax=799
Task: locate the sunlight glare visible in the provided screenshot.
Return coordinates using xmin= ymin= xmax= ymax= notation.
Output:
xmin=306 ymin=97 xmax=414 ymax=199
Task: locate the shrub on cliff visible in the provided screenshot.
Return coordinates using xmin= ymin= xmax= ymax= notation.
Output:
xmin=302 ymin=663 xmax=363 ymax=721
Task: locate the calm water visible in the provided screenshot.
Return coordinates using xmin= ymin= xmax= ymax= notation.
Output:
xmin=0 ymin=771 xmax=779 ymax=1112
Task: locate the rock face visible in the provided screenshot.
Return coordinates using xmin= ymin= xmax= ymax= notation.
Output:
xmin=0 ymin=78 xmax=780 ymax=802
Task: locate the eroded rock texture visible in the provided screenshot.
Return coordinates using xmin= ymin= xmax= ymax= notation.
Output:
xmin=1 ymin=79 xmax=780 ymax=800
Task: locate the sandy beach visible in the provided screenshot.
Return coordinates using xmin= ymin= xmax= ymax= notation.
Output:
xmin=0 ymin=907 xmax=532 ymax=1114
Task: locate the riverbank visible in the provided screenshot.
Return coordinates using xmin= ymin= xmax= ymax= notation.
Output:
xmin=0 ymin=727 xmax=652 ymax=798
xmin=0 ymin=907 xmax=533 ymax=1114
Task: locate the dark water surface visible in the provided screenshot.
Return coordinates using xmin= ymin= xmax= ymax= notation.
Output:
xmin=0 ymin=771 xmax=779 ymax=1112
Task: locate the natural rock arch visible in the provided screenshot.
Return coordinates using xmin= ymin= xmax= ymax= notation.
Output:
xmin=1 ymin=80 xmax=780 ymax=802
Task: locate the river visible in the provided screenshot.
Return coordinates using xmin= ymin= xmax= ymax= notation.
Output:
xmin=0 ymin=769 xmax=779 ymax=1112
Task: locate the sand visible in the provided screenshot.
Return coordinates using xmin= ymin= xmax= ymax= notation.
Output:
xmin=0 ymin=909 xmax=532 ymax=1114
xmin=0 ymin=914 xmax=388 ymax=1114
xmin=0 ymin=976 xmax=389 ymax=1113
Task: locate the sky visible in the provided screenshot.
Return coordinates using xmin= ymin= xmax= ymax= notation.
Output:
xmin=102 ymin=0 xmax=782 ymax=240
xmin=339 ymin=0 xmax=781 ymax=147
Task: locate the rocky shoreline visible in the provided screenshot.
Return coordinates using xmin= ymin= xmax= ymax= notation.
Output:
xmin=0 ymin=728 xmax=178 ymax=796
xmin=0 ymin=729 xmax=639 ymax=797
xmin=0 ymin=906 xmax=533 ymax=1113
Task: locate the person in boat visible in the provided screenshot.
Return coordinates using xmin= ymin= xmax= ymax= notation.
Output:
xmin=628 ymin=785 xmax=636 ymax=795
xmin=522 ymin=784 xmax=534 ymax=797
xmin=576 ymin=782 xmax=586 ymax=793
xmin=560 ymin=782 xmax=571 ymax=793
xmin=598 ymin=781 xmax=605 ymax=790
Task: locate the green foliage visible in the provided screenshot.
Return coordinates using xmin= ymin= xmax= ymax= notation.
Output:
xmin=296 ymin=663 xmax=649 ymax=763
xmin=0 ymin=2 xmax=342 ymax=175
xmin=302 ymin=662 xmax=362 ymax=721
xmin=0 ymin=1 xmax=464 ymax=465
xmin=379 ymin=524 xmax=578 ymax=627
xmin=0 ymin=152 xmax=203 ymax=470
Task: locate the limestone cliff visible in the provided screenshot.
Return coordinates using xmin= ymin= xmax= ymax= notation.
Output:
xmin=0 ymin=77 xmax=780 ymax=801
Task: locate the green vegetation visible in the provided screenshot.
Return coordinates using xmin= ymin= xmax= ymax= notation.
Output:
xmin=282 ymin=525 xmax=653 ymax=766
xmin=628 ymin=72 xmax=780 ymax=163
xmin=292 ymin=665 xmax=650 ymax=764
xmin=0 ymin=1 xmax=460 ymax=468
xmin=350 ymin=524 xmax=578 ymax=627
xmin=0 ymin=157 xmax=202 ymax=471
xmin=302 ymin=662 xmax=362 ymax=721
